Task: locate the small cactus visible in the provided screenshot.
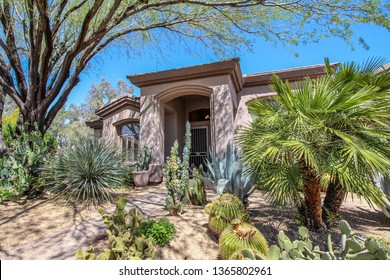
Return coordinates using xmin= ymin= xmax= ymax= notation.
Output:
xmin=219 ymin=219 xmax=268 ymax=259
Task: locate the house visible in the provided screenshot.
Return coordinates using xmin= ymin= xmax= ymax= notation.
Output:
xmin=86 ymin=58 xmax=337 ymax=183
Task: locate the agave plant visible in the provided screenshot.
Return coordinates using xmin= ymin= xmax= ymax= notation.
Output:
xmin=197 ymin=142 xmax=257 ymax=206
xmin=238 ymin=58 xmax=390 ymax=230
xmin=44 ymin=138 xmax=123 ymax=207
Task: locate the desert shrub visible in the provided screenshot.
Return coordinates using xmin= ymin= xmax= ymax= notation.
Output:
xmin=44 ymin=138 xmax=123 ymax=207
xmin=0 ymin=129 xmax=55 ymax=202
xmin=141 ymin=218 xmax=176 ymax=247
xmin=121 ymin=165 xmax=136 ymax=187
xmin=76 ymin=197 xmax=157 ymax=260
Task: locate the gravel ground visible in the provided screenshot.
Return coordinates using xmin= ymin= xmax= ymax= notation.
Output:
xmin=0 ymin=184 xmax=389 ymax=260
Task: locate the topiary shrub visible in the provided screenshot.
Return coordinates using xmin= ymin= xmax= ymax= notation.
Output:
xmin=141 ymin=218 xmax=176 ymax=247
xmin=207 ymin=194 xmax=249 ymax=237
xmin=219 ymin=219 xmax=268 ymax=260
xmin=44 ymin=138 xmax=123 ymax=207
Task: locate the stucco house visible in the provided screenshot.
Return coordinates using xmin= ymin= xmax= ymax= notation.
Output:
xmin=86 ymin=58 xmax=337 ymax=183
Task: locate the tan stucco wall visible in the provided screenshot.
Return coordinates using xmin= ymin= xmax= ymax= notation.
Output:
xmin=140 ymin=75 xmax=238 ymax=164
xmin=102 ymin=105 xmax=140 ymax=147
xmin=234 ymin=85 xmax=276 ymax=132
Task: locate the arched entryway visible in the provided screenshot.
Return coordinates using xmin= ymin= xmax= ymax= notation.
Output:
xmin=157 ymin=85 xmax=213 ymax=167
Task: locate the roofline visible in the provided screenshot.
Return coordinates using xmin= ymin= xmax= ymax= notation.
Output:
xmin=127 ymin=58 xmax=244 ymax=92
xmin=243 ymin=63 xmax=340 ymax=87
xmin=85 ymin=119 xmax=103 ymax=129
xmin=95 ymin=96 xmax=140 ymax=118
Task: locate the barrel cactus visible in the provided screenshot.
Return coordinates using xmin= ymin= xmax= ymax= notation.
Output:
xmin=208 ymin=194 xmax=249 ymax=236
xmin=219 ymin=219 xmax=268 ymax=259
xmin=229 ymin=248 xmax=267 ymax=260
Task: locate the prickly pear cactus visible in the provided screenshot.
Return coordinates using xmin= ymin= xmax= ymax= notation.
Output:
xmin=219 ymin=219 xmax=268 ymax=259
xmin=208 ymin=194 xmax=249 ymax=236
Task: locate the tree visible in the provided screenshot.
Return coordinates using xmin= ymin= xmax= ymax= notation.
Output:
xmin=0 ymin=1 xmax=389 ymax=145
xmin=48 ymin=79 xmax=133 ymax=144
xmin=237 ymin=59 xmax=390 ymax=231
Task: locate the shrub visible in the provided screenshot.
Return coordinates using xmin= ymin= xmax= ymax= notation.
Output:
xmin=141 ymin=218 xmax=176 ymax=247
xmin=0 ymin=129 xmax=55 ymax=202
xmin=44 ymin=138 xmax=123 ymax=207
xmin=76 ymin=197 xmax=157 ymax=260
xmin=121 ymin=165 xmax=136 ymax=187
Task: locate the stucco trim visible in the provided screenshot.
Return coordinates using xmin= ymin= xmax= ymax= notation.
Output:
xmin=85 ymin=119 xmax=103 ymax=129
xmin=112 ymin=118 xmax=140 ymax=127
xmin=128 ymin=58 xmax=244 ymax=92
xmin=243 ymin=63 xmax=340 ymax=87
xmin=154 ymin=85 xmax=212 ymax=103
xmin=95 ymin=96 xmax=140 ymax=118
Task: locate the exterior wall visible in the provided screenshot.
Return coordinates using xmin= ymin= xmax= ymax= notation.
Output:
xmin=164 ymin=98 xmax=186 ymax=158
xmin=234 ymin=85 xmax=276 ymax=132
xmin=139 ymin=75 xmax=238 ymax=164
xmin=101 ymin=105 xmax=140 ymax=147
xmin=211 ymin=84 xmax=236 ymax=156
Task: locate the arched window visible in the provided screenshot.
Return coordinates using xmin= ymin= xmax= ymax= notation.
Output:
xmin=119 ymin=122 xmax=140 ymax=162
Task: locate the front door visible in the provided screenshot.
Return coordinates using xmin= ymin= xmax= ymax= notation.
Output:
xmin=190 ymin=126 xmax=208 ymax=169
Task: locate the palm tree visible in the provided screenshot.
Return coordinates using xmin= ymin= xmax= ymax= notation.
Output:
xmin=237 ymin=59 xmax=390 ymax=231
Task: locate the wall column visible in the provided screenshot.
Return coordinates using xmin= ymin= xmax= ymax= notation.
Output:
xmin=140 ymin=94 xmax=164 ymax=183
xmin=211 ymin=84 xmax=235 ymax=156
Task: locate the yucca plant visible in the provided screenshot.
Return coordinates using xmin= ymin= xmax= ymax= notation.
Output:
xmin=44 ymin=138 xmax=123 ymax=207
xmin=238 ymin=58 xmax=390 ymax=231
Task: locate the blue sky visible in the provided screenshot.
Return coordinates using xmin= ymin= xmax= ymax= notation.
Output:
xmin=68 ymin=23 xmax=390 ymax=106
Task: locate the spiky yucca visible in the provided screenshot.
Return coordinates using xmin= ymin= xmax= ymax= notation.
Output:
xmin=208 ymin=194 xmax=249 ymax=236
xmin=44 ymin=138 xmax=123 ymax=207
xmin=219 ymin=219 xmax=268 ymax=259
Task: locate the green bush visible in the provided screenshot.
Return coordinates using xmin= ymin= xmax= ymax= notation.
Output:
xmin=141 ymin=218 xmax=176 ymax=247
xmin=76 ymin=197 xmax=157 ymax=260
xmin=0 ymin=129 xmax=55 ymax=202
xmin=121 ymin=165 xmax=135 ymax=187
xmin=44 ymin=138 xmax=123 ymax=207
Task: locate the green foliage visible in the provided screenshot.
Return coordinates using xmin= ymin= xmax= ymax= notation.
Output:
xmin=121 ymin=165 xmax=135 ymax=187
xmin=141 ymin=218 xmax=176 ymax=247
xmin=198 ymin=142 xmax=256 ymax=206
xmin=1 ymin=108 xmax=19 ymax=147
xmin=267 ymin=220 xmax=390 ymax=260
xmin=76 ymin=197 xmax=157 ymax=260
xmin=182 ymin=122 xmax=191 ymax=202
xmin=207 ymin=194 xmax=249 ymax=237
xmin=188 ymin=165 xmax=207 ymax=206
xmin=135 ymin=147 xmax=151 ymax=171
xmin=44 ymin=138 xmax=123 ymax=207
xmin=237 ymin=59 xmax=390 ymax=228
xmin=0 ymin=129 xmax=55 ymax=202
xmin=163 ymin=140 xmax=186 ymax=215
xmin=219 ymin=219 xmax=268 ymax=260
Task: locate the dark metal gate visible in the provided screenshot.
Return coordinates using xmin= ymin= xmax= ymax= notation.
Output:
xmin=190 ymin=126 xmax=208 ymax=169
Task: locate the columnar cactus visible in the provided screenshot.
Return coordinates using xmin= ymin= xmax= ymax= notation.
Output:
xmin=219 ymin=219 xmax=268 ymax=259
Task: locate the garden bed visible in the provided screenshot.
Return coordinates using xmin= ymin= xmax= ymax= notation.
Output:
xmin=0 ymin=184 xmax=389 ymax=260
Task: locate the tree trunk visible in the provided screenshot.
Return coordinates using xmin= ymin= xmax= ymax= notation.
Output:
xmin=322 ymin=181 xmax=346 ymax=228
xmin=0 ymin=89 xmax=7 ymax=157
xmin=301 ymin=173 xmax=326 ymax=232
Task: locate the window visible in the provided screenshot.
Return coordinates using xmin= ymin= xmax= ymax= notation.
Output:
xmin=119 ymin=122 xmax=140 ymax=163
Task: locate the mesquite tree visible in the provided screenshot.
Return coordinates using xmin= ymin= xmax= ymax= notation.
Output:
xmin=0 ymin=0 xmax=389 ymax=151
